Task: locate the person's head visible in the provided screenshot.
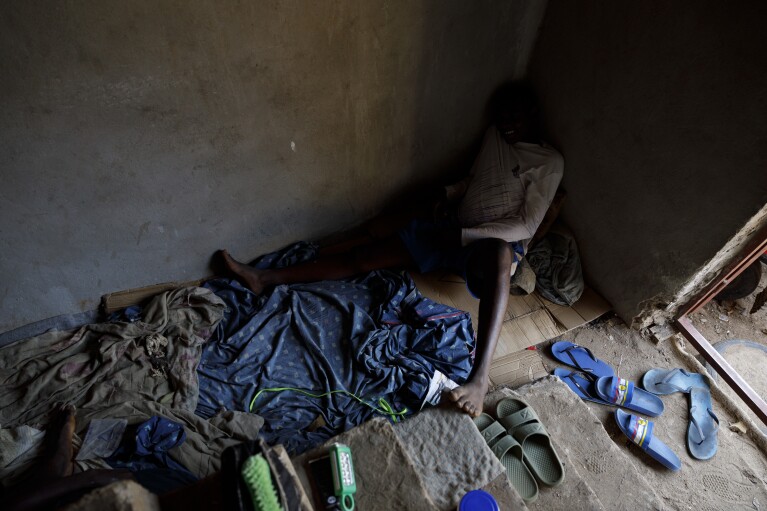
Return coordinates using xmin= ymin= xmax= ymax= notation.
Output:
xmin=491 ymin=82 xmax=540 ymax=145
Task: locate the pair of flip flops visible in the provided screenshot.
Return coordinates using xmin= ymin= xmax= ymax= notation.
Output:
xmin=551 ymin=341 xmax=679 ymax=471
xmin=473 ymin=397 xmax=565 ymax=503
xmin=551 ymin=341 xmax=664 ymax=417
xmin=643 ymin=368 xmax=720 ymax=460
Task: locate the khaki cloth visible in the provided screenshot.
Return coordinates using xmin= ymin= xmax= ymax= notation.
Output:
xmin=0 ymin=286 xmax=263 ymax=477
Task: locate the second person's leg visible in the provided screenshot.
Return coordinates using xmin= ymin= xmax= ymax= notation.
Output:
xmin=220 ymin=235 xmax=415 ymax=295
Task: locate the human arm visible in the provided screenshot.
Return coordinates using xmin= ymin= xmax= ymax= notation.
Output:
xmin=444 ymin=176 xmax=472 ymax=204
xmin=430 ymin=175 xmax=472 ymax=222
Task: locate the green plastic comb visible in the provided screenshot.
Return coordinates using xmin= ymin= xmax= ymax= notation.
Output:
xmin=241 ymin=454 xmax=283 ymax=511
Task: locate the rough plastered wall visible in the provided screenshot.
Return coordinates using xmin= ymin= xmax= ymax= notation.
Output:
xmin=528 ymin=1 xmax=767 ymax=322
xmin=0 ymin=1 xmax=548 ymax=332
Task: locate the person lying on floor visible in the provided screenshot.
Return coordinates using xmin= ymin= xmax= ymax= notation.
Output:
xmin=219 ymin=82 xmax=564 ymax=417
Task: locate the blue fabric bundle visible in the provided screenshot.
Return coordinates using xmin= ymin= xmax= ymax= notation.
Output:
xmin=197 ymin=243 xmax=475 ymax=454
xmin=107 ymin=416 xmax=198 ymax=493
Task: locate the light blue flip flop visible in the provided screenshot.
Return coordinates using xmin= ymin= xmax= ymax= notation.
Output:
xmin=553 ymin=368 xmax=612 ymax=406
xmin=615 ymin=409 xmax=681 ymax=471
xmin=642 ymin=368 xmax=709 ymax=395
xmin=688 ymin=387 xmax=720 ymax=460
xmin=550 ymin=341 xmax=614 ymax=380
xmin=595 ymin=376 xmax=664 ymax=417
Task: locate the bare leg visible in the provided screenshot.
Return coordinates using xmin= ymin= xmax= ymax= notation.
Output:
xmin=319 ymin=186 xmax=444 ymax=256
xmin=37 ymin=403 xmax=77 ymax=480
xmin=366 ymin=185 xmax=447 ymax=238
xmin=446 ymin=239 xmax=512 ymax=417
xmin=6 ymin=406 xmax=139 ymax=511
xmin=317 ymin=231 xmax=376 ymax=256
xmin=6 ymin=404 xmax=77 ymax=500
xmin=220 ymin=236 xmax=416 ymax=294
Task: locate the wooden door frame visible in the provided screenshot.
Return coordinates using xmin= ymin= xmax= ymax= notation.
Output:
xmin=674 ymin=222 xmax=767 ymax=426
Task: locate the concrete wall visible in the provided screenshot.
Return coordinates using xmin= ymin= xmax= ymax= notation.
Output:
xmin=0 ymin=1 xmax=547 ymax=332
xmin=529 ymin=1 xmax=767 ymax=321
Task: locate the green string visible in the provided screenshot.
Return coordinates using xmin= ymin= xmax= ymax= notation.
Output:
xmin=249 ymin=387 xmax=409 ymax=423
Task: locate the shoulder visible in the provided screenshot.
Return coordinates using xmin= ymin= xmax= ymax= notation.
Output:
xmin=515 ymin=142 xmax=564 ymax=174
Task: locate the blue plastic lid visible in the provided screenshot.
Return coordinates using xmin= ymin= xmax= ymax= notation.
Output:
xmin=459 ymin=489 xmax=500 ymax=511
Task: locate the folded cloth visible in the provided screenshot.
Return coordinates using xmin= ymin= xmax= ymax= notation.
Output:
xmin=107 ymin=416 xmax=197 ymax=493
xmin=527 ymin=226 xmax=584 ymax=305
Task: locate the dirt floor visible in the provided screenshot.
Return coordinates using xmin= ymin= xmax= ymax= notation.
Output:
xmin=539 ymin=313 xmax=767 ymax=511
xmin=688 ymin=264 xmax=767 ymax=434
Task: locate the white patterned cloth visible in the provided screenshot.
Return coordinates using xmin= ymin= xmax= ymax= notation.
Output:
xmin=0 ymin=424 xmax=45 ymax=484
xmin=445 ymin=127 xmax=564 ymax=248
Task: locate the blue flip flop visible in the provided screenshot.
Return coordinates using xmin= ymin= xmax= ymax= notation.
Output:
xmin=688 ymin=387 xmax=720 ymax=460
xmin=550 ymin=341 xmax=614 ymax=379
xmin=595 ymin=376 xmax=664 ymax=417
xmin=642 ymin=368 xmax=709 ymax=395
xmin=614 ymin=409 xmax=681 ymax=471
xmin=553 ymin=368 xmax=613 ymax=406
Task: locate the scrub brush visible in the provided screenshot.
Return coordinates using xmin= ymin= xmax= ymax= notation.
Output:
xmin=241 ymin=454 xmax=283 ymax=511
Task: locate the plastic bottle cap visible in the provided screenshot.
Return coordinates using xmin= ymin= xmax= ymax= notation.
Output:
xmin=458 ymin=489 xmax=500 ymax=511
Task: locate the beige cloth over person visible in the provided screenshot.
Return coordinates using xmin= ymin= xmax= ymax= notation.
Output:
xmin=445 ymin=127 xmax=564 ymax=249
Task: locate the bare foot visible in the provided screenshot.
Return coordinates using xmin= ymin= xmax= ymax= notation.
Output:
xmin=445 ymin=378 xmax=489 ymax=417
xmin=218 ymin=249 xmax=266 ymax=294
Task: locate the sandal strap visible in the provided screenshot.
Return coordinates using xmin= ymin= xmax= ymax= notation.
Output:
xmin=490 ymin=434 xmax=524 ymax=460
xmin=511 ymin=421 xmax=547 ymax=444
xmin=562 ymin=344 xmax=600 ymax=378
xmin=689 ymin=412 xmax=703 ymax=443
xmin=627 ymin=415 xmax=654 ymax=448
xmin=565 ymin=372 xmax=596 ymax=398
xmin=480 ymin=420 xmax=506 ymax=445
xmin=653 ymin=380 xmax=689 ymax=393
xmin=661 ymin=368 xmax=691 ymax=382
xmin=606 ymin=377 xmax=634 ymax=406
xmin=498 ymin=406 xmax=541 ymax=432
xmin=658 ymin=368 xmax=693 ymax=392
xmin=690 ymin=407 xmax=720 ymax=445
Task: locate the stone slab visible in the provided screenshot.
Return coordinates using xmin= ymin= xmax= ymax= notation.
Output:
xmin=291 ymin=418 xmax=439 ymax=511
xmin=393 ymin=406 xmax=510 ymax=510
xmin=531 ymin=462 xmax=604 ymax=511
xmin=63 ymin=480 xmax=160 ymax=511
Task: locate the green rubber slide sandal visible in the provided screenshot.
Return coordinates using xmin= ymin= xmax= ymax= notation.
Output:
xmin=473 ymin=413 xmax=539 ymax=503
xmin=495 ymin=397 xmax=565 ymax=488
